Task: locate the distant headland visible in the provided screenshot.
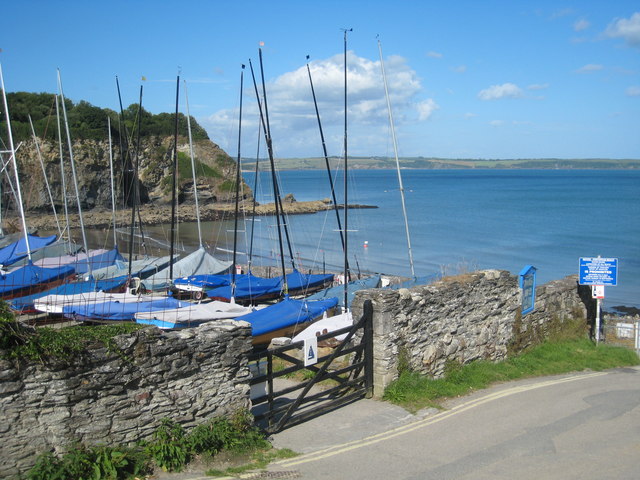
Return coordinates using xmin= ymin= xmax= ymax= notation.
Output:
xmin=242 ymin=157 xmax=640 ymax=170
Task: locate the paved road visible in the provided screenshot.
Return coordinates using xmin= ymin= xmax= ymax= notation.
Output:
xmin=265 ymin=367 xmax=640 ymax=480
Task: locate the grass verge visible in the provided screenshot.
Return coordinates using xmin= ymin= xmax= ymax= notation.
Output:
xmin=383 ymin=339 xmax=639 ymax=413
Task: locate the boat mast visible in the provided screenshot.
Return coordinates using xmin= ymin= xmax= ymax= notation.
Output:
xmin=55 ymin=94 xmax=71 ymax=245
xmin=247 ymin=114 xmax=262 ymax=272
xmin=169 ymin=73 xmax=180 ymax=280
xmin=183 ymin=81 xmax=202 ymax=248
xmin=58 ymin=69 xmax=93 ymax=278
xmin=378 ymin=38 xmax=415 ymax=279
xmin=305 ymin=55 xmax=349 ymax=273
xmin=107 ymin=116 xmax=118 ymax=248
xmin=342 ymin=28 xmax=352 ymax=311
xmin=231 ymin=65 xmax=245 ymax=301
xmin=0 ymin=63 xmax=32 ymax=260
xmin=115 ymin=76 xmax=134 ymax=209
xmin=127 ymin=84 xmax=143 ymax=277
xmin=256 ymin=50 xmax=297 ymax=273
xmin=249 ymin=54 xmax=288 ymax=293
xmin=28 ymin=114 xmax=62 ymax=238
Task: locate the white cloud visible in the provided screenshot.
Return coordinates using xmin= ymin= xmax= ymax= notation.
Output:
xmin=478 ymin=83 xmax=523 ymax=100
xmin=489 ymin=120 xmax=504 ymax=127
xmin=452 ymin=65 xmax=467 ymax=73
xmin=464 ymin=112 xmax=477 ymax=119
xmin=427 ymin=51 xmax=443 ymax=58
xmin=202 ymin=51 xmax=427 ymax=156
xmin=626 ymin=86 xmax=640 ymax=96
xmin=574 ymin=18 xmax=590 ymax=32
xmin=417 ymin=99 xmax=439 ymax=120
xmin=575 ymin=64 xmax=604 ymax=73
xmin=605 ymin=12 xmax=640 ymax=48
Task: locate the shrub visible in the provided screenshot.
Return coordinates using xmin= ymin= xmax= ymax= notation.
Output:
xmin=27 ymin=444 xmax=151 ymax=480
xmin=144 ymin=419 xmax=191 ymax=472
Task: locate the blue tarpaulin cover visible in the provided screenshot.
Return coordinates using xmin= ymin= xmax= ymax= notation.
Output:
xmin=0 ymin=262 xmax=75 ymax=299
xmin=63 ymin=296 xmax=187 ymax=322
xmin=236 ymin=295 xmax=338 ymax=337
xmin=0 ymin=234 xmax=57 ymax=267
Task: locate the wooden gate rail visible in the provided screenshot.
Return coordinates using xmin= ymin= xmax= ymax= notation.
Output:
xmin=248 ymin=300 xmax=373 ymax=433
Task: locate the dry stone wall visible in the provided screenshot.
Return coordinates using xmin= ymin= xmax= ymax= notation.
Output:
xmin=352 ymin=270 xmax=592 ymax=397
xmin=0 ymin=320 xmax=252 ymax=478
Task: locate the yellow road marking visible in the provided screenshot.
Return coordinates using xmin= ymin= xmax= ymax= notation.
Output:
xmin=273 ymin=371 xmax=608 ymax=468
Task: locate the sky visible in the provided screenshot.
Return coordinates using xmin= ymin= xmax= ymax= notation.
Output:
xmin=1 ymin=0 xmax=639 ymax=159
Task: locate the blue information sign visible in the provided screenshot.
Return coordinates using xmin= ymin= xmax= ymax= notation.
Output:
xmin=579 ymin=257 xmax=618 ymax=286
xmin=519 ymin=265 xmax=537 ymax=315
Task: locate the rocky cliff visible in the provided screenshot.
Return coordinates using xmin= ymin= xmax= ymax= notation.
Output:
xmin=5 ymin=135 xmax=251 ymax=217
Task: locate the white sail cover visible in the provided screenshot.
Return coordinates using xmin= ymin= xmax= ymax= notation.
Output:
xmin=141 ymin=247 xmax=232 ymax=291
xmin=89 ymin=255 xmax=172 ymax=280
xmin=135 ymin=300 xmax=253 ymax=329
xmin=291 ymin=310 xmax=353 ymax=343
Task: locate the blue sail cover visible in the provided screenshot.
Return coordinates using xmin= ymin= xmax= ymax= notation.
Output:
xmin=205 ymin=270 xmax=333 ymax=302
xmin=9 ymin=275 xmax=129 ymax=313
xmin=67 ymin=248 xmax=124 ymax=275
xmin=0 ymin=263 xmax=75 ymax=299
xmin=285 ymin=270 xmax=334 ymax=294
xmin=236 ymin=296 xmax=339 ymax=337
xmin=173 ymin=273 xmax=246 ymax=291
xmin=9 ymin=241 xmax=83 ymax=269
xmin=304 ymin=275 xmax=381 ymax=309
xmin=0 ymin=234 xmax=57 ymax=267
xmin=63 ymin=296 xmax=188 ymax=322
xmin=206 ymin=273 xmax=283 ymax=302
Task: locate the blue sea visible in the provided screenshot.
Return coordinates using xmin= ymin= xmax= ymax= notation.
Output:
xmin=231 ymin=168 xmax=639 ymax=311
xmin=83 ymin=168 xmax=637 ymax=311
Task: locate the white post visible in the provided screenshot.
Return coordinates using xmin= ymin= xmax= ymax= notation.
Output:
xmin=595 ymin=298 xmax=601 ymax=344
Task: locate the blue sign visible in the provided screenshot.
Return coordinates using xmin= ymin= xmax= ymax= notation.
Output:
xmin=579 ymin=257 xmax=618 ymax=286
xmin=519 ymin=265 xmax=537 ymax=315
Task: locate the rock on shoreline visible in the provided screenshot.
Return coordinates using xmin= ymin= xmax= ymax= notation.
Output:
xmin=5 ymin=200 xmax=377 ymax=232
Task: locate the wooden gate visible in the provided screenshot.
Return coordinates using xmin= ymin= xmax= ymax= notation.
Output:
xmin=248 ymin=300 xmax=373 ymax=434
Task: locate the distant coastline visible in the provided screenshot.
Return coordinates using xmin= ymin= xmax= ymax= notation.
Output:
xmin=241 ymin=157 xmax=640 ymax=171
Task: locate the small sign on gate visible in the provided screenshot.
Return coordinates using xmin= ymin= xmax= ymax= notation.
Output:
xmin=304 ymin=337 xmax=318 ymax=366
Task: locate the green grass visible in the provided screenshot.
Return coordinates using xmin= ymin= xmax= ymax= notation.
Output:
xmin=383 ymin=339 xmax=640 ymax=413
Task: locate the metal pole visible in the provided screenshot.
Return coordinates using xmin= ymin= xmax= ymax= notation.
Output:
xmin=29 ymin=115 xmax=62 ymax=237
xmin=342 ymin=28 xmax=352 ymax=311
xmin=184 ymin=81 xmax=202 ymax=248
xmin=58 ymin=69 xmax=92 ymax=277
xmin=378 ymin=38 xmax=415 ymax=278
xmin=107 ymin=116 xmax=117 ymax=248
xmin=0 ymin=64 xmax=32 ymax=259
xmin=169 ymin=74 xmax=180 ymax=280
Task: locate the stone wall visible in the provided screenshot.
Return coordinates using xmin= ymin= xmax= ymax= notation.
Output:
xmin=352 ymin=270 xmax=591 ymax=397
xmin=0 ymin=320 xmax=252 ymax=478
